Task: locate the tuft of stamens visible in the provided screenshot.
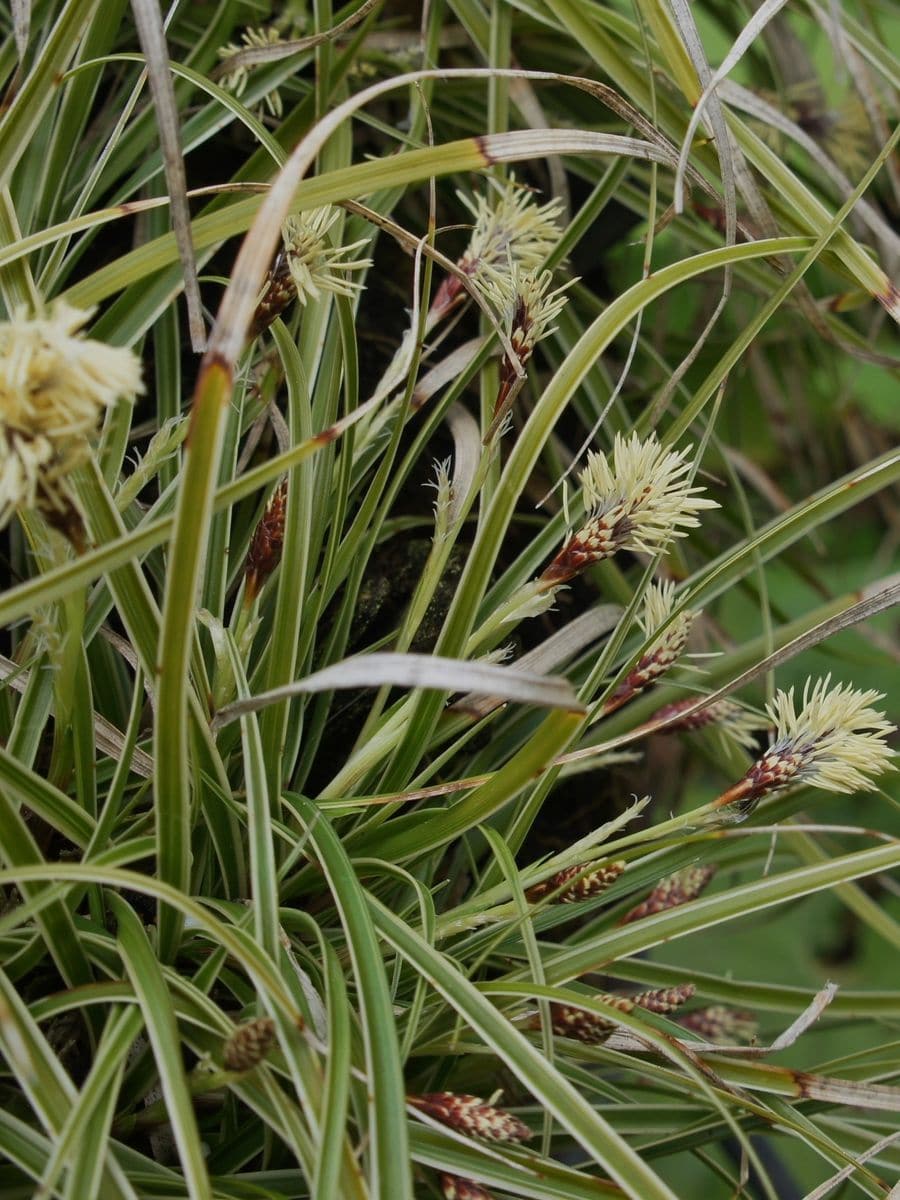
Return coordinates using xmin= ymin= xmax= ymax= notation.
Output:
xmin=714 ymin=676 xmax=895 ymax=810
xmin=244 ymin=479 xmax=287 ymax=603
xmin=440 ymin=1174 xmax=493 ymax=1200
xmin=604 ymin=581 xmax=698 ymax=714
xmin=280 ymin=208 xmax=372 ymax=306
xmin=409 ymin=1093 xmax=531 ymax=1143
xmin=0 ymin=302 xmax=143 ymax=530
xmin=218 ymin=25 xmax=288 ymax=117
xmin=223 ymin=1017 xmax=277 ymax=1071
xmin=679 ymin=1005 xmax=758 ymax=1043
xmin=620 ymin=865 xmax=716 ymax=925
xmin=538 ymin=433 xmax=717 ymax=588
xmin=525 ymin=860 xmax=625 ymax=904
xmin=431 ymin=177 xmax=563 ymax=318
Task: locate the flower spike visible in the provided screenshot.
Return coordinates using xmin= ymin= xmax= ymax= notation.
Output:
xmin=620 ymin=865 xmax=716 ymax=925
xmin=440 ymin=1175 xmax=493 ymax=1200
xmin=539 ymin=433 xmax=717 ymax=588
xmin=430 ymin=177 xmax=564 ymax=319
xmin=409 ymin=1093 xmax=531 ymax=1143
xmin=489 ymin=267 xmax=574 ymax=430
xmin=281 ymin=208 xmax=372 ymax=305
xmin=525 ymin=860 xmax=625 ymax=904
xmin=650 ymin=695 xmax=767 ymax=750
xmin=715 ymin=676 xmax=894 ymax=810
xmin=603 ymin=581 xmax=698 ymax=714
xmin=0 ymin=302 xmax=142 ymax=530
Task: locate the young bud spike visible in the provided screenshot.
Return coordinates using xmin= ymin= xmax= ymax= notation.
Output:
xmin=409 ymin=1093 xmax=531 ymax=1143
xmin=223 ymin=1017 xmax=276 ymax=1071
xmin=620 ymin=865 xmax=716 ymax=925
xmin=525 ymin=861 xmax=625 ymax=904
xmin=604 ymin=581 xmax=698 ymax=714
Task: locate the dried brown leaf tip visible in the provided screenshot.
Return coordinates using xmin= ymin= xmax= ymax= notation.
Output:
xmin=713 ymin=676 xmax=895 ymax=813
xmin=244 ymin=479 xmax=287 ymax=603
xmin=409 ymin=1093 xmax=531 ymax=1143
xmin=620 ymin=865 xmax=716 ymax=925
xmin=440 ymin=1173 xmax=493 ymax=1200
xmin=525 ymin=860 xmax=625 ymax=904
xmin=679 ymin=1005 xmax=758 ymax=1044
xmin=223 ymin=1016 xmax=276 ymax=1071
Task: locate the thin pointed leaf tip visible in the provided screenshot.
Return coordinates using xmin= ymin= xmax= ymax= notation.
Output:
xmin=718 ymin=676 xmax=895 ymax=808
xmin=0 ymin=302 xmax=143 ymax=528
xmin=540 ymin=433 xmax=717 ymax=587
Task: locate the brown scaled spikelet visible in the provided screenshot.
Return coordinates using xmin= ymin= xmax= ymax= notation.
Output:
xmin=619 ymin=865 xmax=716 ymax=925
xmin=679 ymin=1005 xmax=758 ymax=1044
xmin=249 ymin=250 xmax=297 ymax=340
xmin=244 ymin=479 xmax=287 ymax=603
xmin=631 ymin=983 xmax=696 ymax=1014
xmin=526 ymin=860 xmax=625 ymax=904
xmin=545 ymin=992 xmax=634 ymax=1044
xmin=440 ymin=1173 xmax=494 ymax=1200
xmin=223 ymin=1016 xmax=276 ymax=1071
xmin=409 ymin=1093 xmax=531 ymax=1143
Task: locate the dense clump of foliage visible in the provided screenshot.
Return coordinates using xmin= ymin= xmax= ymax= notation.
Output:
xmin=0 ymin=2 xmax=898 ymax=1197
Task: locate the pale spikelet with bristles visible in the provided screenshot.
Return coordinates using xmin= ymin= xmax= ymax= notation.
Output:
xmin=605 ymin=582 xmax=698 ymax=712
xmin=505 ymin=269 xmax=573 ymax=359
xmin=431 ymin=178 xmax=564 ymax=317
xmin=653 ymin=695 xmax=766 ymax=750
xmin=491 ymin=267 xmax=575 ymax=422
xmin=539 ymin=433 xmax=717 ymax=588
xmin=218 ymin=26 xmax=287 ymax=117
xmin=280 ymin=208 xmax=371 ymax=306
xmin=409 ymin=1093 xmax=531 ymax=1143
xmin=716 ymin=676 xmax=895 ymax=810
xmin=620 ymin=865 xmax=716 ymax=925
xmin=525 ymin=860 xmax=625 ymax=904
xmin=679 ymin=1005 xmax=758 ymax=1044
xmin=0 ymin=302 xmax=142 ymax=528
xmin=223 ymin=1017 xmax=276 ymax=1071
xmin=440 ymin=1174 xmax=493 ymax=1200
xmin=461 ymin=178 xmax=564 ymax=276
